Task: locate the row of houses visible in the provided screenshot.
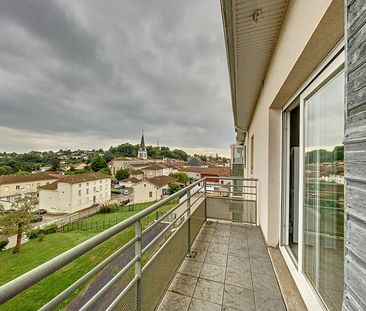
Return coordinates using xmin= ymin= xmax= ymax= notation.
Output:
xmin=0 ymin=172 xmax=111 ymax=214
xmin=0 ymin=173 xmax=61 ymax=204
xmin=0 ymin=159 xmax=229 ymax=214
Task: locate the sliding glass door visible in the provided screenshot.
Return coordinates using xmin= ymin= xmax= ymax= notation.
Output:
xmin=281 ymin=48 xmax=345 ymax=311
xmin=303 ymin=70 xmax=345 ymax=311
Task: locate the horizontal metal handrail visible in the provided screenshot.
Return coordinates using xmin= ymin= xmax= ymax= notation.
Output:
xmin=79 ymin=255 xmax=140 ymax=311
xmin=39 ymin=235 xmax=139 ymax=311
xmin=0 ymin=178 xmax=205 ymax=304
xmin=141 ymin=184 xmax=205 ymax=235
xmin=105 ymin=275 xmax=139 ymax=311
xmin=141 ymin=191 xmax=205 ymax=255
xmin=211 ymin=176 xmax=259 ymax=181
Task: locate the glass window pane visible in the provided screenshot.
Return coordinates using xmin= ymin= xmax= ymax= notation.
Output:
xmin=304 ymin=71 xmax=345 ymax=311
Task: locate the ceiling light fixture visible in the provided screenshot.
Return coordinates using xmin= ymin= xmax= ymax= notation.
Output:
xmin=253 ymin=9 xmax=263 ymax=25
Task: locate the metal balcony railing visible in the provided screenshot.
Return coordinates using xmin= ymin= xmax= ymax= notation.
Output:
xmin=0 ymin=177 xmax=258 ymax=311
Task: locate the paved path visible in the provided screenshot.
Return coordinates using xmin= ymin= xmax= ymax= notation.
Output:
xmin=66 ymin=223 xmax=167 ymax=311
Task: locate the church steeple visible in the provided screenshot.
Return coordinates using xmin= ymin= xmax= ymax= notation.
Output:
xmin=139 ymin=130 xmax=146 ymax=151
xmin=138 ymin=130 xmax=147 ymax=159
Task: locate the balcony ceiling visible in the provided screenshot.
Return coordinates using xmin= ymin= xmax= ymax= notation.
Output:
xmin=221 ymin=0 xmax=288 ymax=142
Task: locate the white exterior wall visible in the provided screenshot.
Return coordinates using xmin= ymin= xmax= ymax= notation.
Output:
xmin=111 ymin=159 xmax=150 ymax=175
xmin=132 ymin=181 xmax=157 ymax=204
xmin=246 ymin=0 xmax=337 ymax=247
xmin=142 ymin=168 xmax=164 ymax=178
xmin=0 ymin=178 xmax=59 ymax=201
xmin=39 ymin=178 xmax=111 ymax=214
xmin=39 ymin=189 xmax=58 ymax=212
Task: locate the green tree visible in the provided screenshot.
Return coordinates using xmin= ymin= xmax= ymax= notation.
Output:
xmin=168 ymin=183 xmax=180 ymax=195
xmin=99 ymin=167 xmax=112 ymax=175
xmin=90 ymin=155 xmax=107 ymax=172
xmin=0 ymin=196 xmax=37 ymax=254
xmin=103 ymin=151 xmax=114 ymax=163
xmin=172 ymin=149 xmax=188 ymax=161
xmin=0 ymin=165 xmax=13 ymax=175
xmin=170 ymin=172 xmax=189 ymax=184
xmin=50 ymin=157 xmax=60 ymax=171
xmin=115 ymin=168 xmax=130 ymax=180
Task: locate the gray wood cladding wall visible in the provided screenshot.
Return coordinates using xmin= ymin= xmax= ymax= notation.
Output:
xmin=344 ymin=0 xmax=366 ymax=310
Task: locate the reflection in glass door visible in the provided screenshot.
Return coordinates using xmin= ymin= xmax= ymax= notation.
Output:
xmin=303 ymin=71 xmax=345 ymax=311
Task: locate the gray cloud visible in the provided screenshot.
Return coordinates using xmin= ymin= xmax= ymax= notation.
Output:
xmin=0 ymin=0 xmax=234 ymax=155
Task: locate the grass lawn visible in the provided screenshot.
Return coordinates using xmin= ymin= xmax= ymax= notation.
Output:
xmin=0 ymin=198 xmax=178 ymax=311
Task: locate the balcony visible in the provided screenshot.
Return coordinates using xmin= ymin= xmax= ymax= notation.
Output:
xmin=0 ymin=177 xmax=288 ymax=311
xmin=158 ymin=221 xmax=285 ymax=311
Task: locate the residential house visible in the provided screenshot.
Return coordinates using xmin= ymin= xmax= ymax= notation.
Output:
xmin=38 ymin=172 xmax=111 ymax=214
xmin=129 ymin=169 xmax=144 ymax=180
xmin=178 ymin=166 xmax=231 ymax=184
xmin=110 ymin=157 xmax=151 ymax=175
xmin=185 ymin=157 xmax=208 ymax=167
xmin=132 ymin=175 xmax=176 ymax=204
xmin=119 ymin=177 xmax=141 ymax=188
xmin=141 ymin=164 xmax=166 ymax=178
xmin=0 ymin=173 xmax=62 ymax=206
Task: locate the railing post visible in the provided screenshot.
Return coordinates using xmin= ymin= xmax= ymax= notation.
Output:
xmin=187 ymin=188 xmax=192 ymax=254
xmin=255 ymin=180 xmax=258 ymax=226
xmin=204 ymin=179 xmax=207 ymax=221
xmin=135 ymin=220 xmax=142 ymax=311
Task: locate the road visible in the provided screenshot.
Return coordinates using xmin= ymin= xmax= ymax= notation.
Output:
xmin=66 ymin=223 xmax=167 ymax=311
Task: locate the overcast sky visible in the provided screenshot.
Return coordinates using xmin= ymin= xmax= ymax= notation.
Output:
xmin=0 ymin=0 xmax=234 ymax=156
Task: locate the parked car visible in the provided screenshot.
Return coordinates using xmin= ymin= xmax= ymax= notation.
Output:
xmin=118 ymin=199 xmax=131 ymax=206
xmin=31 ymin=214 xmax=43 ymax=223
xmin=37 ymin=209 xmax=47 ymax=214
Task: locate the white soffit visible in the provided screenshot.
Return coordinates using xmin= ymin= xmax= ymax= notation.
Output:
xmin=221 ymin=0 xmax=288 ymax=134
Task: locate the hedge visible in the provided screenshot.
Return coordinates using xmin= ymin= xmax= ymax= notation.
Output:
xmin=41 ymin=224 xmax=58 ymax=235
xmin=100 ymin=205 xmax=113 ymax=214
xmin=29 ymin=224 xmax=58 ymax=239
xmin=0 ymin=239 xmax=9 ymax=251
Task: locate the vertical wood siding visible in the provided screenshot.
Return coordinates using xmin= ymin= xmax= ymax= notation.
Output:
xmin=344 ymin=0 xmax=366 ymax=310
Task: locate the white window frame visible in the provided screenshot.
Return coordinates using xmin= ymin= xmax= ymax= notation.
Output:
xmin=280 ymin=42 xmax=345 ymax=311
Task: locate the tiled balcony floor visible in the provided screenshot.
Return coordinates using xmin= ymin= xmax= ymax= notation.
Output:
xmin=158 ymin=221 xmax=286 ymax=311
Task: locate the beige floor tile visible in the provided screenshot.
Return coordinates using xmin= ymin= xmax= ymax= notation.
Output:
xmin=158 ymin=291 xmax=191 ymax=311
xmin=223 ymin=284 xmax=255 ymax=311
xmin=169 ymin=273 xmax=198 ymax=297
xmin=205 ymin=251 xmax=227 ymax=267
xmin=193 ymin=278 xmax=224 ymax=305
xmin=200 ymin=263 xmax=226 ymax=283
xmin=188 ymin=298 xmax=221 ymax=311
xmin=208 ymin=242 xmax=229 ymax=254
xmin=179 ymin=259 xmax=203 ymax=277
xmin=225 ymin=269 xmax=252 ymax=290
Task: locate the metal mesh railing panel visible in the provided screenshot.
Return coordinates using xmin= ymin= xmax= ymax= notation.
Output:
xmin=140 ymin=221 xmax=189 ymax=311
xmin=91 ymin=263 xmax=136 ymax=311
xmin=190 ymin=200 xmax=206 ymax=244
xmin=206 ymin=197 xmax=256 ymax=224
xmin=206 ymin=197 xmax=231 ymax=221
xmin=112 ymin=280 xmax=137 ymax=311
